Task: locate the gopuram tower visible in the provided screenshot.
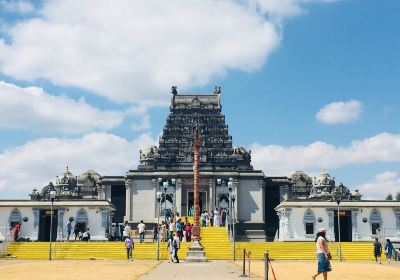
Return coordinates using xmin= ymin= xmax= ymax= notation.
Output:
xmin=126 ymin=86 xmax=266 ymax=236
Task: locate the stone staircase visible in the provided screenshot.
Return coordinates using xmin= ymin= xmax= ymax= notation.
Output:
xmin=235 ymin=242 xmax=375 ymax=261
xmin=200 ymin=227 xmax=232 ymax=259
xmin=3 ymin=241 xmax=190 ymax=260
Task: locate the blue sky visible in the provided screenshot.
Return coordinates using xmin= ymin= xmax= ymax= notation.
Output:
xmin=0 ymin=0 xmax=399 ymax=199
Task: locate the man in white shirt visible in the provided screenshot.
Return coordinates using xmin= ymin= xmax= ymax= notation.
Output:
xmin=137 ymin=220 xmax=146 ymax=243
xmin=123 ymin=221 xmax=131 ymax=241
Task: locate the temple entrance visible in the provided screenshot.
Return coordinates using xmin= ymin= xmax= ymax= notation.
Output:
xmin=187 ymin=191 xmax=207 ymax=216
xmin=38 ymin=209 xmax=58 ymax=241
xmin=334 ymin=210 xmax=352 ymax=242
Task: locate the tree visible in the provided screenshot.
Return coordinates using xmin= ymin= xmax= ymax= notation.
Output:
xmin=385 ymin=193 xmax=393 ymax=200
xmin=395 ymin=192 xmax=400 ymax=201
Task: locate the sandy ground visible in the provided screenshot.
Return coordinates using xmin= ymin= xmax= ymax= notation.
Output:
xmin=0 ymin=260 xmax=158 ymax=280
xmin=236 ymin=260 xmax=400 ymax=280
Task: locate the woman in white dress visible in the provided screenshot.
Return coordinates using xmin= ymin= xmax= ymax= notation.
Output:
xmin=167 ymin=234 xmax=175 ymax=263
xmin=214 ymin=208 xmax=220 ymax=227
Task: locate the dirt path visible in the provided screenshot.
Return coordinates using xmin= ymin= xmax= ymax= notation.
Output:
xmin=0 ymin=260 xmax=158 ymax=280
xmin=139 ymin=260 xmax=261 ymax=280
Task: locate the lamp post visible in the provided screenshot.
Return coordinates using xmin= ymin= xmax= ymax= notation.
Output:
xmin=231 ymin=193 xmax=236 ymax=261
xmin=228 ymin=179 xmax=236 ymax=260
xmin=163 ymin=181 xmax=168 ymax=216
xmin=336 ymin=198 xmax=342 ymax=262
xmin=156 ymin=191 xmax=162 ymax=260
xmin=49 ymin=190 xmax=56 ymax=261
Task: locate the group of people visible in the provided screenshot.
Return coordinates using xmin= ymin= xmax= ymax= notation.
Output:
xmin=373 ymin=237 xmax=396 ymax=264
xmin=201 ymin=208 xmax=227 ymax=227
xmin=67 ymin=222 xmax=90 ymax=242
xmin=158 ymin=216 xmax=193 ymax=243
xmin=312 ymin=228 xmax=398 ymax=280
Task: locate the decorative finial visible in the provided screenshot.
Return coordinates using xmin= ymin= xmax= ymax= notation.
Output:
xmin=65 ymin=165 xmax=69 ymax=172
xmin=214 ymin=86 xmax=221 ymax=94
xmin=171 ymin=86 xmax=177 ymax=95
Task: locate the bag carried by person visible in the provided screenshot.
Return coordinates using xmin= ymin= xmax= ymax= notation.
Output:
xmin=327 ymin=252 xmax=332 ymax=260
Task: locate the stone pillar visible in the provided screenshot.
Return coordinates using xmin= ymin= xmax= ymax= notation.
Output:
xmin=327 ymin=210 xmax=335 ymax=241
xmin=32 ymin=208 xmax=40 ymax=241
xmin=260 ymin=179 xmax=266 ymax=223
xmin=283 ymin=208 xmax=292 ymax=240
xmin=57 ymin=209 xmax=65 ymax=241
xmin=101 ymin=209 xmax=108 ymax=238
xmin=208 ymin=179 xmax=215 ymax=212
xmin=125 ymin=179 xmax=132 ymax=221
xmin=233 ymin=179 xmax=239 ymax=220
xmin=176 ymin=179 xmax=182 ymax=215
xmin=351 ymin=209 xmax=359 ymax=241
xmin=97 ymin=183 xmax=106 ymax=200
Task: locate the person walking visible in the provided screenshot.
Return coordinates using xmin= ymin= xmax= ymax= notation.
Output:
xmin=173 ymin=233 xmax=181 ymax=263
xmin=185 ymin=223 xmax=192 ymax=242
xmin=167 ymin=220 xmax=174 ymax=240
xmin=176 ymin=221 xmax=183 ymax=241
xmin=385 ymin=239 xmax=394 ymax=263
xmin=74 ymin=223 xmax=80 ymax=241
xmin=137 ymin=220 xmax=146 ymax=243
xmin=214 ymin=208 xmax=220 ymax=227
xmin=204 ymin=211 xmax=209 ymax=227
xmin=221 ymin=209 xmax=227 ymax=227
xmin=66 ymin=221 xmax=72 ymax=241
xmin=167 ymin=234 xmax=175 ymax=263
xmin=160 ymin=221 xmax=167 ymax=242
xmin=125 ymin=235 xmax=134 ymax=261
xmin=312 ymin=228 xmax=332 ymax=280
xmin=201 ymin=211 xmax=206 ymax=227
xmin=13 ymin=222 xmax=21 ymax=242
xmin=114 ymin=222 xmax=121 ymax=241
xmin=373 ymin=238 xmax=382 ymax=264
xmin=153 ymin=223 xmax=158 ymax=242
xmin=209 ymin=210 xmax=214 ymax=227
xmin=123 ymin=221 xmax=131 ymax=241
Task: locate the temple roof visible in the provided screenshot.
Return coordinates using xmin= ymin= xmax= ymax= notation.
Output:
xmin=137 ymin=87 xmax=253 ymax=171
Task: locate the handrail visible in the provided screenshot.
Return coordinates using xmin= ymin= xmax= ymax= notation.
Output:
xmin=0 ymin=227 xmax=14 ymax=257
xmin=328 ymin=241 xmax=342 ymax=261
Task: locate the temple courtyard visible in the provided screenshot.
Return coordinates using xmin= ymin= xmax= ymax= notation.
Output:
xmin=0 ymin=260 xmax=399 ymax=280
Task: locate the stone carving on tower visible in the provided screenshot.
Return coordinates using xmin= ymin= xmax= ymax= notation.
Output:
xmin=138 ymin=87 xmax=253 ymax=171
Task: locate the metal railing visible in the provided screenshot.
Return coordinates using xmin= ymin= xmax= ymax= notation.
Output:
xmin=328 ymin=240 xmax=342 ymax=261
xmin=0 ymin=226 xmax=14 ymax=257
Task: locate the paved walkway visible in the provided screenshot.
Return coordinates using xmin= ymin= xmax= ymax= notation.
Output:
xmin=138 ymin=260 xmax=262 ymax=280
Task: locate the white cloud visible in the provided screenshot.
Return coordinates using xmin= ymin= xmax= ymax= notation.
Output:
xmin=0 ymin=81 xmax=125 ymax=133
xmin=251 ymin=132 xmax=400 ymax=175
xmin=0 ymin=0 xmax=337 ymax=105
xmin=316 ymin=100 xmax=363 ymax=124
xmin=358 ymin=172 xmax=400 ymax=200
xmin=0 ymin=0 xmax=34 ymax=14
xmin=0 ymin=0 xmax=280 ymax=104
xmin=0 ymin=132 xmax=157 ymax=197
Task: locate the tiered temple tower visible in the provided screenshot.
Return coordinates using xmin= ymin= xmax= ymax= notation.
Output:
xmin=138 ymin=86 xmax=252 ymax=171
xmin=126 ymin=87 xmax=266 ymax=236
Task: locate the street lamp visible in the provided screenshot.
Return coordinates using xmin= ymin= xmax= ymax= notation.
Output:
xmin=228 ymin=179 xmax=236 ymax=260
xmin=231 ymin=193 xmax=236 ymax=261
xmin=163 ymin=181 xmax=168 ymax=217
xmin=336 ymin=198 xmax=342 ymax=262
xmin=156 ymin=191 xmax=162 ymax=260
xmin=49 ymin=189 xmax=56 ymax=261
